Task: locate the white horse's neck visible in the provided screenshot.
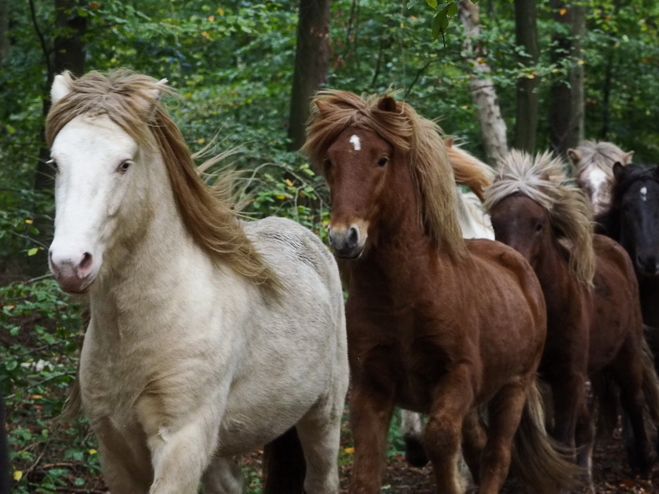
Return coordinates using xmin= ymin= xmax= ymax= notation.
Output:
xmin=88 ymin=150 xmax=216 ymax=340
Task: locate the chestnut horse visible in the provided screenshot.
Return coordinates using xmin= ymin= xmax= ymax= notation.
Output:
xmin=597 ymin=162 xmax=659 ymax=368
xmin=304 ymin=90 xmax=578 ymax=494
xmin=485 ymin=151 xmax=659 ymax=486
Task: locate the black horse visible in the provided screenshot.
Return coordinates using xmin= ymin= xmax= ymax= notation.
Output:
xmin=596 ymin=162 xmax=659 ymax=363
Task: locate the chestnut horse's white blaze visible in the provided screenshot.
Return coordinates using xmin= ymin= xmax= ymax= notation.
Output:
xmin=350 ymin=134 xmax=361 ymax=151
xmin=47 ymin=71 xmax=348 ymax=494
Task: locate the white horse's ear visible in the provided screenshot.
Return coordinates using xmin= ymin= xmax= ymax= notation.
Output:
xmin=622 ymin=150 xmax=634 ymax=164
xmin=141 ymin=78 xmax=168 ymax=117
xmin=567 ymin=148 xmax=581 ymax=165
xmin=51 ymin=73 xmax=73 ymax=104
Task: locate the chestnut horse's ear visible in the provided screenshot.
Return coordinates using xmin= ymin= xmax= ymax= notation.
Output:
xmin=567 ymin=148 xmax=581 ymax=166
xmin=377 ymin=96 xmax=398 ymax=113
xmin=444 ymin=137 xmax=454 ymax=148
xmin=622 ymin=150 xmax=634 ymax=164
xmin=612 ymin=162 xmax=626 ymax=180
xmin=314 ymin=99 xmax=329 ymax=115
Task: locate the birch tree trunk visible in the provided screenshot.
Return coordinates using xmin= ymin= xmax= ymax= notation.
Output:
xmin=458 ymin=0 xmax=508 ymax=166
xmin=549 ymin=0 xmax=585 ymax=155
xmin=513 ymin=0 xmax=539 ymax=153
xmin=287 ymin=0 xmax=330 ymax=151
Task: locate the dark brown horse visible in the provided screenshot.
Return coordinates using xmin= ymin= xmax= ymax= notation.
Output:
xmin=304 ymin=91 xmax=578 ymax=494
xmin=485 ymin=151 xmax=659 ymax=487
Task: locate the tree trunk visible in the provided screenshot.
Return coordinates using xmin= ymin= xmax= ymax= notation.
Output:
xmin=458 ymin=0 xmax=508 ymax=166
xmin=549 ymin=1 xmax=585 ymax=156
xmin=0 ymin=0 xmax=9 ymax=62
xmin=34 ymin=0 xmax=87 ymax=192
xmin=287 ymin=0 xmax=330 ymax=151
xmin=513 ymin=0 xmax=539 ymax=153
xmin=29 ymin=0 xmax=86 ymax=276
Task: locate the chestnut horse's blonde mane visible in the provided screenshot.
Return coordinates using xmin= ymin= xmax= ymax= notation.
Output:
xmin=46 ymin=70 xmax=281 ymax=293
xmin=484 ymin=150 xmax=595 ymax=286
xmin=304 ymin=90 xmax=465 ymax=259
xmin=571 ymin=140 xmax=632 ymax=176
xmin=444 ymin=139 xmax=495 ymax=201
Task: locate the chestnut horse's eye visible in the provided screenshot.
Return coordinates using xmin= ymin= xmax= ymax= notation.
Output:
xmin=117 ymin=160 xmax=132 ymax=174
xmin=535 ymin=223 xmax=543 ymax=233
xmin=377 ymin=156 xmax=389 ymax=167
xmin=323 ymin=158 xmax=332 ymax=170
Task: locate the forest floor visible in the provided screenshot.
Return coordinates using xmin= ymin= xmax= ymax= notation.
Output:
xmin=236 ymin=409 xmax=659 ymax=494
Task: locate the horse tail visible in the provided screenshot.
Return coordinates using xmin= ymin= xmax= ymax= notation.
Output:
xmin=59 ymin=366 xmax=84 ymax=422
xmin=511 ymin=380 xmax=582 ymax=494
xmin=262 ymin=427 xmax=306 ymax=494
xmin=591 ymin=372 xmax=620 ymax=440
xmin=641 ymin=328 xmax=659 ymax=426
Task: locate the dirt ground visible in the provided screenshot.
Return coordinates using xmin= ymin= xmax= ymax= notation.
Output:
xmin=238 ymin=420 xmax=659 ymax=493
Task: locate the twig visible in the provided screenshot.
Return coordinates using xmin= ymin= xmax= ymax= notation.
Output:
xmin=8 ymin=231 xmax=49 ymax=250
xmin=26 ymin=273 xmax=53 ymax=283
xmin=404 ymin=60 xmax=433 ymax=99
xmin=27 ymin=0 xmax=52 ymax=77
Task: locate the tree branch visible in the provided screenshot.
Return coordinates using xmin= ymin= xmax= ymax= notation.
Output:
xmin=28 ymin=0 xmax=52 ymax=78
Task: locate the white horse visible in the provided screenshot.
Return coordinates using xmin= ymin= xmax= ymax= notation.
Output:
xmin=568 ymin=140 xmax=634 ymax=216
xmin=46 ymin=70 xmax=349 ymax=494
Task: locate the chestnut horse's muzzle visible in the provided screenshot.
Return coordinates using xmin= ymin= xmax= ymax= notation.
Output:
xmin=329 ymin=224 xmax=365 ymax=259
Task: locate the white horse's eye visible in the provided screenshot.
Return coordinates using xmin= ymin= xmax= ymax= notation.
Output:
xmin=117 ymin=160 xmax=132 ymax=174
xmin=47 ymin=158 xmax=58 ymax=171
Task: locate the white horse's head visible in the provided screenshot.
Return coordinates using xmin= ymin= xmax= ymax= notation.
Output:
xmin=568 ymin=141 xmax=634 ymax=216
xmin=47 ymin=72 xmax=167 ymax=293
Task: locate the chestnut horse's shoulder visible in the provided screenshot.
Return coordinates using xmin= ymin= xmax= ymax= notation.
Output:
xmin=593 ymin=234 xmax=635 ymax=272
xmin=465 ymin=238 xmax=535 ymax=274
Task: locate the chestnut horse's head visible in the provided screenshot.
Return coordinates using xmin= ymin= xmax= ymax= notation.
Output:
xmin=489 ymin=193 xmax=551 ymax=269
xmin=304 ymin=90 xmax=465 ymax=260
xmin=485 ymin=150 xmax=596 ymax=286
xmin=323 ymin=126 xmax=392 ymax=258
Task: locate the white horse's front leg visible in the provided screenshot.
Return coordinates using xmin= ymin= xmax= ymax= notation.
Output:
xmin=146 ymin=412 xmax=221 ymax=494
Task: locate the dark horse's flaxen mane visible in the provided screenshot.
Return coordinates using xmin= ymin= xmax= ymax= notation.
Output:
xmin=304 ymin=90 xmax=466 ymax=259
xmin=45 ymin=70 xmax=281 ymax=293
xmin=485 ymin=150 xmax=596 ymax=286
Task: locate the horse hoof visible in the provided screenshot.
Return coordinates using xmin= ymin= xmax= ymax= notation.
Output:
xmin=403 ymin=435 xmax=429 ymax=468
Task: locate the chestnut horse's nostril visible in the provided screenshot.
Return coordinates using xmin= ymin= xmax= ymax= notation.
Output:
xmin=348 ymin=226 xmax=359 ymax=247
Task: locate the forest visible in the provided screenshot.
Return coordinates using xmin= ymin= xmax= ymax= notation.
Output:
xmin=1 ymin=0 xmax=659 ymax=492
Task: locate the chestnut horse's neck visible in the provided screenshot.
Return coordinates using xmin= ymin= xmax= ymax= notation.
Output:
xmin=349 ymin=159 xmax=451 ymax=295
xmin=534 ymin=236 xmax=583 ymax=308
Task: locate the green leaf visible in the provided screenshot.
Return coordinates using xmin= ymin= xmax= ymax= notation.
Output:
xmin=426 ymin=0 xmax=438 ymax=9
xmin=447 ymin=2 xmax=458 ymax=17
xmin=27 ymin=248 xmax=39 ymax=256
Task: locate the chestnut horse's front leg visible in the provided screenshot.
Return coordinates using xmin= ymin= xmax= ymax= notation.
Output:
xmin=424 ymin=364 xmax=475 ymax=494
xmin=348 ymin=382 xmax=395 ymax=494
